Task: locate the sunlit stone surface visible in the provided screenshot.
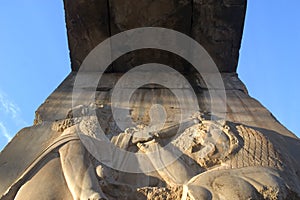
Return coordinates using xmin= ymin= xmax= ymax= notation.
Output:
xmin=0 ymin=1 xmax=299 ymax=199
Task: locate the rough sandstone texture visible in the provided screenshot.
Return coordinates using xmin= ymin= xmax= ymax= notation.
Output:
xmin=1 ymin=0 xmax=300 ymax=200
xmin=64 ymin=0 xmax=246 ymax=73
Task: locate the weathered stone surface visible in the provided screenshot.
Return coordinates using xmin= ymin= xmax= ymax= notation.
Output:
xmin=63 ymin=0 xmax=246 ymax=72
xmin=191 ymin=0 xmax=247 ymax=72
xmin=63 ymin=0 xmax=110 ymax=71
xmin=1 ymin=72 xmax=300 ymax=199
xmin=1 ymin=0 xmax=300 ymax=200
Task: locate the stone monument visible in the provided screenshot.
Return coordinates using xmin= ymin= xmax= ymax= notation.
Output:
xmin=0 ymin=0 xmax=300 ymax=199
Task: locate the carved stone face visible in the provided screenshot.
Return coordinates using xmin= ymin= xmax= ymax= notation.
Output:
xmin=172 ymin=120 xmax=239 ymax=170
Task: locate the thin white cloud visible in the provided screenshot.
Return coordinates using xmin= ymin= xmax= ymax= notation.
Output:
xmin=0 ymin=89 xmax=28 ymax=148
xmin=0 ymin=92 xmax=20 ymax=118
xmin=0 ymin=90 xmax=27 ymax=127
xmin=0 ymin=122 xmax=12 ymax=142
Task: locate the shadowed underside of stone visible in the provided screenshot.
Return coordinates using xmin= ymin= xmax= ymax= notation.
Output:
xmin=64 ymin=0 xmax=247 ymax=73
xmin=1 ymin=1 xmax=300 ymax=200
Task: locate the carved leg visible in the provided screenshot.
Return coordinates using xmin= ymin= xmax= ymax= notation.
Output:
xmin=14 ymin=153 xmax=73 ymax=200
xmin=137 ymin=140 xmax=198 ymax=186
xmin=59 ymin=140 xmax=108 ymax=200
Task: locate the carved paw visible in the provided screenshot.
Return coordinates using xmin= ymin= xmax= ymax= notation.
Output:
xmin=184 ymin=167 xmax=289 ymax=200
xmin=137 ymin=140 xmax=158 ymax=153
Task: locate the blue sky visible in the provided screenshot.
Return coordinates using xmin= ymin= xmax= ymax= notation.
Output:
xmin=0 ymin=1 xmax=299 ymax=150
xmin=238 ymin=1 xmax=300 ymax=137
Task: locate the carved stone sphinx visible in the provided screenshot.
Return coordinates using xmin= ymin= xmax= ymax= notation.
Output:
xmin=2 ymin=103 xmax=299 ymax=199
